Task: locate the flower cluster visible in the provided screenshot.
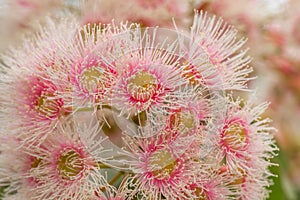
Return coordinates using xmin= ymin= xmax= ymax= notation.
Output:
xmin=197 ymin=0 xmax=300 ymax=195
xmin=0 ymin=10 xmax=277 ymax=200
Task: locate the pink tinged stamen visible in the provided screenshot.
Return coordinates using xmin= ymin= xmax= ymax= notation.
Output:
xmin=81 ymin=67 xmax=105 ymax=93
xmin=186 ymin=183 xmax=208 ymax=200
xmin=219 ymin=165 xmax=246 ymax=185
xmin=221 ymin=118 xmax=249 ymax=152
xmin=127 ymin=71 xmax=159 ymax=103
xmin=146 ymin=148 xmax=178 ymax=181
xmin=180 ymin=63 xmax=203 ymax=86
xmin=169 ymin=109 xmax=196 ymax=130
xmin=56 ymin=147 xmax=88 ymax=181
xmin=76 ymin=59 xmax=117 ymax=101
xmin=26 ymin=77 xmax=63 ymax=119
xmin=25 ymin=156 xmax=44 ymax=186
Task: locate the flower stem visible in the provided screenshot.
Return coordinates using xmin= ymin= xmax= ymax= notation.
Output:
xmin=109 ymin=171 xmax=125 ymax=185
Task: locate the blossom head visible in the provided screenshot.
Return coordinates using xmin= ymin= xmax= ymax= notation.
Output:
xmin=70 ymin=53 xmax=118 ymax=105
xmin=20 ymin=75 xmax=64 ymax=120
xmin=108 ymin=27 xmax=189 ymax=117
xmin=0 ymin=10 xmax=278 ymax=200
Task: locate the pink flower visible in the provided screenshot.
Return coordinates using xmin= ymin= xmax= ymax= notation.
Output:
xmin=119 ymin=126 xmax=199 ymax=199
xmin=184 ymin=169 xmax=235 ymax=199
xmin=21 ymin=118 xmax=108 ymax=200
xmin=218 ymin=98 xmax=277 ymax=170
xmin=68 ymin=51 xmax=118 ymax=106
xmin=0 ymin=108 xmax=110 ymax=200
xmin=108 ymin=27 xmax=188 ymax=117
xmin=220 ymin=117 xmax=250 ymax=163
xmin=53 ymin=22 xmax=137 ymax=109
xmin=112 ymin=58 xmax=182 ymax=116
xmin=214 ymin=98 xmax=278 ymax=199
xmin=0 ymin=0 xmax=60 ymax=51
xmin=19 ymin=75 xmax=64 ymax=118
xmin=189 ymin=11 xmax=253 ymax=91
xmin=11 ymin=74 xmax=70 ymax=144
xmin=239 ymin=172 xmax=274 ymax=200
xmin=0 ymin=17 xmax=77 ymax=144
xmin=218 ymin=165 xmax=274 ymax=199
xmin=166 ymin=87 xmax=211 ymax=132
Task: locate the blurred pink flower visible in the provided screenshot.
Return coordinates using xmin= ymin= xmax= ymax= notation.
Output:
xmin=0 ymin=0 xmax=61 ymax=51
xmin=80 ymin=0 xmax=191 ymax=28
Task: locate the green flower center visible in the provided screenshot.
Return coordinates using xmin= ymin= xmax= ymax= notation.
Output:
xmin=223 ymin=122 xmax=247 ymax=150
xmin=81 ymin=66 xmax=105 ymax=93
xmin=148 ymin=149 xmax=177 ymax=180
xmin=57 ymin=149 xmax=85 ymax=181
xmin=128 ymin=71 xmax=157 ymax=101
xmin=171 ymin=110 xmax=195 ymax=130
